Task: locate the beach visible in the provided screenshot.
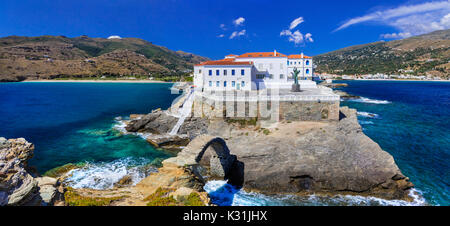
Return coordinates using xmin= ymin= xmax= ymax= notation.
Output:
xmin=22 ymin=79 xmax=174 ymax=83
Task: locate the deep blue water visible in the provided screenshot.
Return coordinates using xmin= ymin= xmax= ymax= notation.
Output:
xmin=0 ymin=81 xmax=448 ymax=205
xmin=334 ymin=80 xmax=449 ymax=206
xmin=0 ymin=82 xmax=180 ymax=177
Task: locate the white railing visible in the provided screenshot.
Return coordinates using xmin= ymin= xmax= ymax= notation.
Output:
xmin=194 ymin=91 xmax=340 ymax=102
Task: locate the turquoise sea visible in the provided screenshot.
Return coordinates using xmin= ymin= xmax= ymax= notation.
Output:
xmin=0 ymin=81 xmax=448 ymax=205
xmin=0 ymin=82 xmax=180 ymax=188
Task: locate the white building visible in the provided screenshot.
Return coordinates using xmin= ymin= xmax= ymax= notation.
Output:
xmin=193 ymin=51 xmax=316 ymax=91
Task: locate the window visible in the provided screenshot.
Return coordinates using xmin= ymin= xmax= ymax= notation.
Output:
xmin=209 ymin=81 xmax=212 ymax=87
xmin=267 ymin=74 xmax=273 ymax=79
xmin=232 ymin=81 xmax=235 ymax=87
xmin=287 ymin=61 xmax=290 ymax=65
xmin=280 ymin=74 xmax=284 ymax=79
xmin=241 ymin=81 xmax=245 ymax=87
xmin=306 ymin=69 xmax=310 ymax=74
xmin=209 ymin=70 xmax=212 ymax=76
xmin=198 ymin=69 xmax=202 ymax=74
xmin=294 ymin=61 xmax=297 ymax=65
xmin=232 ymin=69 xmax=235 ymax=76
xmin=241 ymin=69 xmax=245 ymax=76
xmin=216 ymin=81 xmax=220 ymax=87
xmin=224 ymin=81 xmax=227 ymax=87
xmin=306 ymin=60 xmax=310 ymax=66
xmin=256 ymin=74 xmax=264 ymax=79
xmin=224 ymin=70 xmax=227 ymax=76
xmin=216 ymin=70 xmax=220 ymax=76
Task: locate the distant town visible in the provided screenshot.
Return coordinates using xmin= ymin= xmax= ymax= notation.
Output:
xmin=317 ymin=71 xmax=449 ymax=81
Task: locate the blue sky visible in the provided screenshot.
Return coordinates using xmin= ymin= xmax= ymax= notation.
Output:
xmin=1 ymin=0 xmax=449 ymax=59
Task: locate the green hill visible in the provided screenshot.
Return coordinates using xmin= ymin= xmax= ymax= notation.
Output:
xmin=314 ymin=29 xmax=450 ymax=79
xmin=0 ymin=35 xmax=209 ymax=82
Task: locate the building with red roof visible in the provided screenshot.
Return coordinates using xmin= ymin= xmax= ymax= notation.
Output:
xmin=193 ymin=50 xmax=315 ymax=91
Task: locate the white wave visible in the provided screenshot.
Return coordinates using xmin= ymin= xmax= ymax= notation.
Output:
xmin=112 ymin=118 xmax=152 ymax=140
xmin=204 ymin=180 xmax=294 ymax=206
xmin=357 ymin=111 xmax=379 ymax=118
xmin=359 ymin=120 xmax=374 ymax=125
xmin=348 ymin=97 xmax=391 ymax=104
xmin=204 ymin=180 xmax=426 ymax=206
xmin=64 ymin=158 xmax=157 ymax=190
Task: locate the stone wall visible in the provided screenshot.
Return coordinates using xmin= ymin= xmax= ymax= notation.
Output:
xmin=192 ymin=95 xmax=340 ymax=122
xmin=279 ymin=100 xmax=340 ymax=121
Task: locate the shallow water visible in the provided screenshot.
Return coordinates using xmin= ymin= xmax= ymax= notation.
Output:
xmin=0 ymin=82 xmax=179 ymax=188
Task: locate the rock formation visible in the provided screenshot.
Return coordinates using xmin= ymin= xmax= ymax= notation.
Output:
xmin=162 ymin=107 xmax=414 ymax=201
xmin=0 ymin=137 xmax=64 ymax=206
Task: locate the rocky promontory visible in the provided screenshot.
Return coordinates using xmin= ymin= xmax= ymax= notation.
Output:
xmin=128 ymin=105 xmax=415 ymax=201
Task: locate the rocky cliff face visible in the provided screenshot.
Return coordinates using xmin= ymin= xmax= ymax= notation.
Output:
xmin=0 ymin=137 xmax=64 ymax=206
xmin=161 ymin=107 xmax=415 ymax=201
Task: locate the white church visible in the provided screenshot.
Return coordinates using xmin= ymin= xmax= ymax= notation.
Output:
xmin=193 ymin=51 xmax=317 ymax=91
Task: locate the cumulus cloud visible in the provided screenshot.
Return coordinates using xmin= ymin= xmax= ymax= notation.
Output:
xmin=233 ymin=17 xmax=245 ymax=26
xmin=280 ymin=17 xmax=313 ymax=45
xmin=217 ymin=34 xmax=225 ymax=38
xmin=289 ymin=17 xmax=304 ymax=30
xmin=305 ymin=33 xmax=314 ymax=42
xmin=381 ymin=32 xmax=412 ymax=39
xmin=229 ymin=29 xmax=246 ymax=39
xmin=107 ymin=35 xmax=122 ymax=39
xmin=335 ymin=1 xmax=450 ymax=39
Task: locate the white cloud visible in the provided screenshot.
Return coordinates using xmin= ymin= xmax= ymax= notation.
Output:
xmin=289 ymin=17 xmax=304 ymax=30
xmin=107 ymin=35 xmax=122 ymax=39
xmin=305 ymin=33 xmax=314 ymax=42
xmin=233 ymin=17 xmax=245 ymax=26
xmin=280 ymin=17 xmax=313 ymax=45
xmin=217 ymin=34 xmax=225 ymax=38
xmin=335 ymin=1 xmax=450 ymax=39
xmin=220 ymin=24 xmax=226 ymax=30
xmin=381 ymin=32 xmax=412 ymax=39
xmin=230 ymin=29 xmax=246 ymax=39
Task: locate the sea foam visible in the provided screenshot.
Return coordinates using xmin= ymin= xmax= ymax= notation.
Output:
xmin=348 ymin=97 xmax=391 ymax=104
xmin=64 ymin=157 xmax=157 ymax=190
xmin=357 ymin=111 xmax=380 ymax=118
xmin=204 ymin=180 xmax=427 ymax=206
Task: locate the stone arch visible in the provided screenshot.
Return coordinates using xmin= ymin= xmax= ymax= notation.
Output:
xmin=195 ymin=137 xmax=236 ymax=180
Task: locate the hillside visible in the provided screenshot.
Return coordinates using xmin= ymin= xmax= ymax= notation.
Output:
xmin=314 ymin=29 xmax=450 ymax=79
xmin=0 ymin=35 xmax=209 ymax=82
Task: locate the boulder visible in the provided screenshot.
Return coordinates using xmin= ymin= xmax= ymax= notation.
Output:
xmin=36 ymin=176 xmax=59 ymax=205
xmin=0 ymin=138 xmax=41 ymax=206
xmin=172 ymin=187 xmax=194 ymax=200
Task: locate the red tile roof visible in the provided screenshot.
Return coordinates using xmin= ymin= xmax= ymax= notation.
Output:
xmin=195 ymin=59 xmax=253 ymax=66
xmin=288 ymin=54 xmax=312 ymax=59
xmin=226 ymin=54 xmax=238 ymax=57
xmin=237 ymin=52 xmax=287 ymax=58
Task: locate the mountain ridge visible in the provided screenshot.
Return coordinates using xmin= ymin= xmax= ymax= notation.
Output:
xmin=314 ymin=29 xmax=450 ymax=79
xmin=0 ymin=35 xmax=209 ymax=82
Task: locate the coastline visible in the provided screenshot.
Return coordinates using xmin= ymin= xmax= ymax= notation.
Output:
xmin=21 ymin=79 xmax=174 ymax=83
xmin=335 ymin=79 xmax=450 ymax=82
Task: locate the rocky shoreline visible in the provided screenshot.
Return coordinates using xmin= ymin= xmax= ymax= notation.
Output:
xmin=0 ymin=87 xmax=419 ymax=206
xmin=116 ymin=92 xmax=416 ymax=202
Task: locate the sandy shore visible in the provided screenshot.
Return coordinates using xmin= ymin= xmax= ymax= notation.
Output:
xmin=22 ymin=79 xmax=174 ymax=83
